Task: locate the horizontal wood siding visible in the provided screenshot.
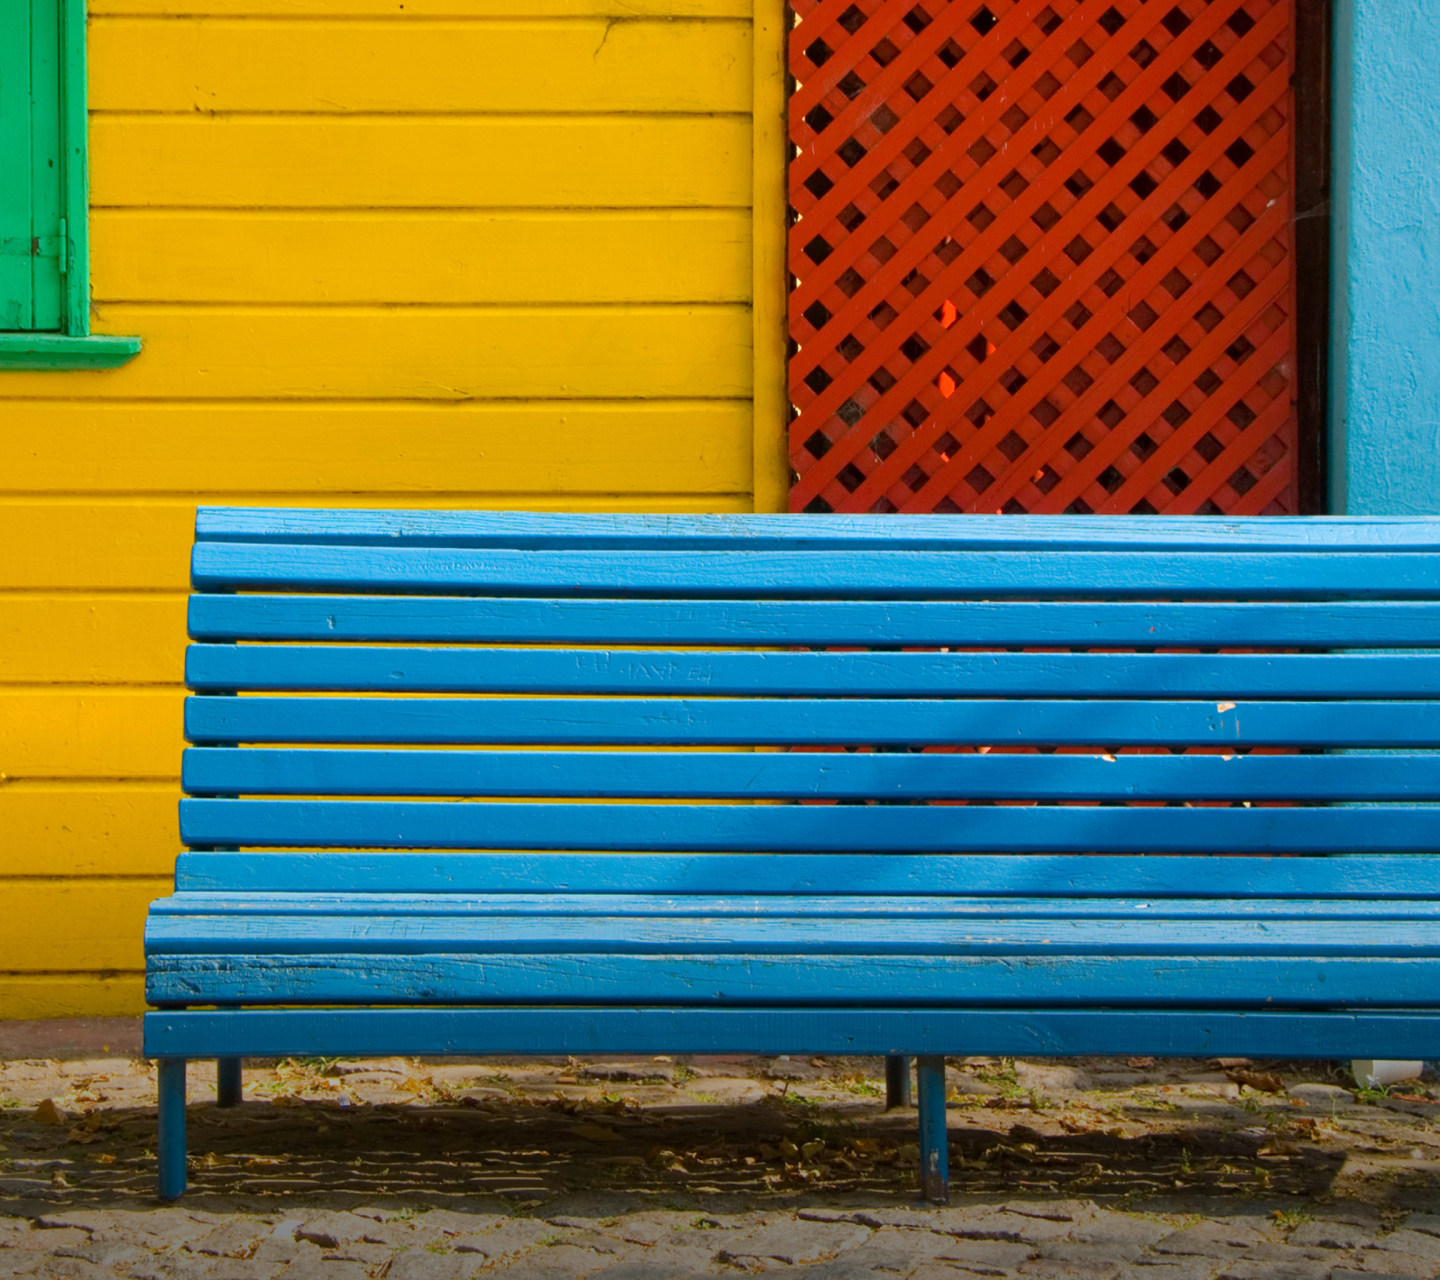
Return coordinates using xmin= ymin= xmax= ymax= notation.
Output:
xmin=1 ymin=0 xmax=760 ymax=1018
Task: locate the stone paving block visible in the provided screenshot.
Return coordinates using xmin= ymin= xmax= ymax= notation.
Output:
xmin=1034 ymin=1242 xmax=1144 ymax=1265
xmin=0 ymin=1250 xmax=41 ymax=1279
xmin=598 ymin=1222 xmax=666 ymax=1248
xmin=934 ymin=1238 xmax=1034 ymax=1273
xmin=1331 ymin=1271 xmax=1425 ymax=1280
xmin=1153 ymin=1220 xmax=1271 ymax=1257
xmin=1068 ymin=1215 xmax=1171 ymax=1249
xmin=1288 ymin=1084 xmax=1356 ymax=1106
xmin=1213 ymin=1260 xmax=1331 ymax=1280
xmin=610 ymin=1243 xmax=719 ymax=1273
xmin=293 ymin=1213 xmax=376 ymax=1249
xmin=1113 ymin=1262 xmax=1220 ymax=1280
xmin=51 ymin=1242 xmax=150 ymax=1269
xmin=327 ymin=1244 xmax=392 ymax=1265
xmin=1236 ymin=1244 xmax=1335 ymax=1263
xmin=1401 ymin=1214 xmax=1440 ymax=1239
xmin=582 ymin=1266 xmax=700 ymax=1280
xmin=490 ymin=1243 xmax=619 ymax=1277
xmin=1346 ymin=1253 xmax=1439 ymax=1276
xmin=449 ymin=1219 xmax=557 ymax=1260
xmin=1289 ymin=1223 xmax=1375 ymax=1250
xmin=3 ymin=1235 xmax=87 ymax=1256
xmin=376 ymin=1251 xmax=476 ymax=1280
xmin=933 ymin=1210 xmax=1069 ymax=1244
xmin=1018 ymin=1260 xmax=1119 ymax=1279
xmin=1371 ymin=1230 xmax=1440 ymax=1263
xmin=173 ymin=1261 xmax=282 ymax=1280
xmin=191 ymin=1223 xmax=273 ymax=1258
xmin=1004 ymin=1201 xmax=1092 ymax=1222
xmin=251 ymin=1239 xmax=323 ymax=1266
xmin=26 ymin=1260 xmax=115 ymax=1280
xmin=277 ymin=1261 xmax=370 ymax=1280
xmin=788 ymin=1243 xmax=941 ymax=1279
xmin=850 ymin=1209 xmax=935 ymax=1230
xmin=716 ymin=1221 xmax=872 ymax=1266
xmin=909 ymin=1266 xmax=987 ymax=1280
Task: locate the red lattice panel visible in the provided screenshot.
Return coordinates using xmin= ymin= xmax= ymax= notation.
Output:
xmin=788 ymin=0 xmax=1297 ymax=515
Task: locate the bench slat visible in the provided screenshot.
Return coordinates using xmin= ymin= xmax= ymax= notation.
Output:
xmin=143 ymin=913 xmax=1440 ymax=955
xmin=185 ymin=646 xmax=1440 ymax=698
xmin=194 ymin=507 xmax=1440 ymax=552
xmin=171 ymin=852 xmax=1440 ymax=897
xmin=144 ymin=1004 xmax=1440 ymax=1061
xmin=144 ymin=952 xmax=1440 ymax=1007
xmin=190 ymin=544 xmax=1440 ymax=598
xmin=177 ymin=798 xmax=1440 ymax=853
xmin=181 ymin=747 xmax=1440 ymax=800
xmin=184 ymin=695 xmax=1440 ymax=747
xmin=187 ymin=595 xmax=1440 ymax=647
xmin=148 ymin=892 xmax=1440 ymax=920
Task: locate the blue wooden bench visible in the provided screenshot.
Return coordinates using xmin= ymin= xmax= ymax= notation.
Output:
xmin=146 ymin=507 xmax=1440 ymax=1202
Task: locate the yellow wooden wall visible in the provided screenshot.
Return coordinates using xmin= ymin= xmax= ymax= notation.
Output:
xmin=0 ymin=0 xmax=789 ymax=1019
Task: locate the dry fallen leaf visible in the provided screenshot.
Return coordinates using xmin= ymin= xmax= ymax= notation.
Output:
xmin=200 ymin=1152 xmax=225 ymax=1168
xmin=93 ymin=1153 xmax=115 ymax=1165
xmin=32 ymin=1099 xmax=66 ymax=1125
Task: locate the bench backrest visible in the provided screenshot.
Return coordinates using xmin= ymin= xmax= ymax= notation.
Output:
xmin=178 ymin=508 xmax=1440 ymax=897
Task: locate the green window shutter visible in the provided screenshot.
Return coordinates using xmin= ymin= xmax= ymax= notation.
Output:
xmin=0 ymin=0 xmax=138 ymax=366
xmin=1 ymin=0 xmax=64 ymax=332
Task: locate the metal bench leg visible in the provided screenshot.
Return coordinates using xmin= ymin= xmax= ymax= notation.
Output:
xmin=916 ymin=1055 xmax=949 ymax=1205
xmin=885 ymin=1055 xmax=912 ymax=1108
xmin=216 ymin=1057 xmax=243 ymax=1107
xmin=157 ymin=1058 xmax=188 ymax=1201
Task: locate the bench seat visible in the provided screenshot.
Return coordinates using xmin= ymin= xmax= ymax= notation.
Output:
xmin=144 ymin=508 xmax=1440 ymax=1202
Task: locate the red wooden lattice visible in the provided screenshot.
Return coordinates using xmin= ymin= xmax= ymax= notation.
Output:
xmin=788 ymin=0 xmax=1297 ymax=515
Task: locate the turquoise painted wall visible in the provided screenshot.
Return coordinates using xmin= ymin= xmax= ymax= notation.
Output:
xmin=1331 ymin=0 xmax=1440 ymax=514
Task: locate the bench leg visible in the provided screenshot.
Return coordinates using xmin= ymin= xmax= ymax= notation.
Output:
xmin=217 ymin=1057 xmax=243 ymax=1107
xmin=157 ymin=1058 xmax=187 ymax=1201
xmin=885 ymin=1055 xmax=912 ymax=1108
xmin=916 ymin=1055 xmax=949 ymax=1205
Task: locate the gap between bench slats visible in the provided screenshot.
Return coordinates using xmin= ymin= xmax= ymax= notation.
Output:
xmin=185 ymin=596 xmax=1440 ymax=647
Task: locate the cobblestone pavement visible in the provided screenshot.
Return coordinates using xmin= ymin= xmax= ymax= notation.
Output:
xmin=3 ymin=1034 xmax=1440 ymax=1279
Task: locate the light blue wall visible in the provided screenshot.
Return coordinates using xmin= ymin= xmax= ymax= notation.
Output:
xmin=1330 ymin=0 xmax=1440 ymax=514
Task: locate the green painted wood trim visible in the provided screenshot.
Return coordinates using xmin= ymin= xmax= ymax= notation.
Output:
xmin=59 ymin=0 xmax=89 ymax=337
xmin=0 ymin=333 xmax=142 ymax=369
xmin=0 ymin=0 xmax=131 ymax=363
